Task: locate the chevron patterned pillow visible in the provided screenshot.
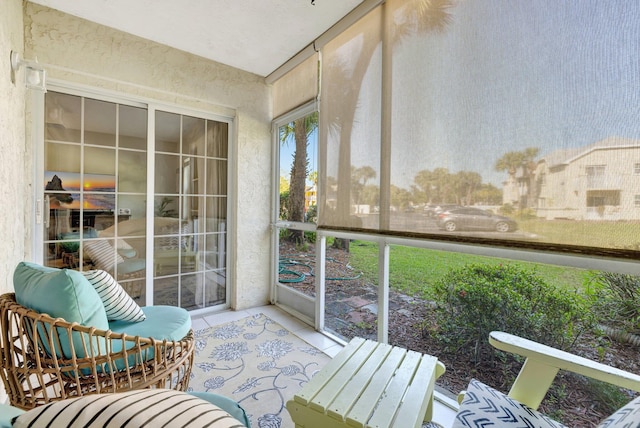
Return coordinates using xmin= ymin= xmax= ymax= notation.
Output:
xmin=453 ymin=379 xmax=567 ymax=428
xmin=596 ymin=395 xmax=640 ymax=427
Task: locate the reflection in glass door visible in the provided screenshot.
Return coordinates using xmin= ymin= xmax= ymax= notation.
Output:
xmin=153 ymin=110 xmax=228 ymax=310
xmin=42 ymin=91 xmax=230 ymax=311
xmin=43 ymin=91 xmax=148 ymax=303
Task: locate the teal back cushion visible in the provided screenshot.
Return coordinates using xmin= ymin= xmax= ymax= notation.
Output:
xmin=13 ymin=262 xmax=109 ymax=359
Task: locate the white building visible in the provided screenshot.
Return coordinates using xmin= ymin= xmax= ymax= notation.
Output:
xmin=535 ymin=137 xmax=640 ymax=220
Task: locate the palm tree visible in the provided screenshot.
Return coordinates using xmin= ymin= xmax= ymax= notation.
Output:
xmin=323 ymin=0 xmax=454 ymax=232
xmin=390 ymin=185 xmax=412 ymax=211
xmin=280 ymin=112 xmax=318 ymax=243
xmin=454 ymin=171 xmax=482 ymax=205
xmin=495 ymin=147 xmax=540 ymax=209
xmin=474 ymin=183 xmax=503 ymax=205
xmin=352 ymin=165 xmax=377 ymax=206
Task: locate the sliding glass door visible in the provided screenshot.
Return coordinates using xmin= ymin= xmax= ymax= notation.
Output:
xmin=40 ymin=89 xmax=230 ymax=311
xmin=153 ymin=110 xmax=228 ymax=310
xmin=43 ymin=91 xmax=148 ymax=300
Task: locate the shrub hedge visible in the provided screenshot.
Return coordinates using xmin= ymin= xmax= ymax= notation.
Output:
xmin=428 ymin=263 xmax=593 ymax=364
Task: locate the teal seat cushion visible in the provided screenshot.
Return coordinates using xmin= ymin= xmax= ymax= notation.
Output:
xmin=117 ymin=257 xmax=146 ymax=274
xmin=189 ymin=391 xmax=251 ymax=428
xmin=107 ymin=305 xmax=191 ymax=371
xmin=109 ymin=305 xmax=191 ymax=340
xmin=117 ymin=248 xmax=138 ymax=259
xmin=190 ymin=391 xmax=251 ymax=427
xmin=81 ymin=305 xmax=191 ymax=374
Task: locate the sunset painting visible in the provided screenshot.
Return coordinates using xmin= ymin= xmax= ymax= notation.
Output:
xmin=45 ymin=171 xmax=116 ymax=210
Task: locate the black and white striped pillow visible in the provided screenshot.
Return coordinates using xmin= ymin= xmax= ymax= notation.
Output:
xmin=12 ymin=389 xmax=247 ymax=428
xmin=82 ymin=270 xmax=145 ymax=322
xmin=84 ymin=239 xmax=124 ymax=272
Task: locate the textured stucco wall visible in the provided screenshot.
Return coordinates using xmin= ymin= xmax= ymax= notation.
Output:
xmin=0 ymin=1 xmax=27 ymax=293
xmin=0 ymin=0 xmax=27 ymax=405
xmin=22 ymin=4 xmax=273 ymax=309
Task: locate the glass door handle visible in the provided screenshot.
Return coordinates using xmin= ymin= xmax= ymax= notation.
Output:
xmin=42 ymin=195 xmax=50 ymax=228
xmin=36 ymin=198 xmax=42 ymax=224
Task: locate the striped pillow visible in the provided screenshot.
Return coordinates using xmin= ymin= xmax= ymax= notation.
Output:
xmin=82 ymin=269 xmax=145 ymax=322
xmin=12 ymin=389 xmax=247 ymax=428
xmin=156 ymin=222 xmax=192 ymax=250
xmin=84 ymin=239 xmax=124 ymax=272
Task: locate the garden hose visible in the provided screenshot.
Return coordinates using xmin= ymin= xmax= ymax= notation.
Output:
xmin=278 ymin=258 xmax=313 ymax=283
xmin=279 ymin=256 xmax=362 ymax=283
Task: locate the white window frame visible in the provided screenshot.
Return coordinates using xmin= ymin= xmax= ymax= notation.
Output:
xmin=34 ymin=79 xmax=236 ymax=315
xmin=271 ymin=113 xmax=638 ymax=349
xmin=269 ymin=0 xmax=640 ymax=347
xmin=270 ymin=100 xmax=320 ymax=326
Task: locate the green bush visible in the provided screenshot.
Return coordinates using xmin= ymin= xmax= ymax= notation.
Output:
xmin=515 ymin=208 xmax=537 ymax=219
xmin=279 ymin=228 xmax=292 ymax=240
xmin=279 ymin=190 xmax=290 ymax=220
xmin=305 ymin=204 xmax=318 ymax=223
xmin=586 ymin=272 xmax=640 ymax=336
xmin=498 ymin=203 xmax=514 ymax=215
xmin=428 ymin=263 xmax=592 ymax=363
xmin=584 ymin=378 xmax=633 ymax=415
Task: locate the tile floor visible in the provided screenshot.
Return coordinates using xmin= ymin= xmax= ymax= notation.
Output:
xmin=192 ymin=304 xmax=459 ymax=428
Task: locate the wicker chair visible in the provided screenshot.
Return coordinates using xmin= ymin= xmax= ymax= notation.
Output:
xmin=0 ymin=293 xmax=195 ymax=410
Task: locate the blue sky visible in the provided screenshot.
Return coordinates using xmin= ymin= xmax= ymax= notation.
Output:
xmin=282 ymin=2 xmax=640 ymax=190
xmin=389 ymin=1 xmax=640 ymax=187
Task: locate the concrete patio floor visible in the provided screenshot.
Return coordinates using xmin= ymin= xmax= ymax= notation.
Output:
xmin=192 ymin=304 xmax=459 ymax=428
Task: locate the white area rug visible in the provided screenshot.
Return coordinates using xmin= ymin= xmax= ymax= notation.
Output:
xmin=188 ymin=313 xmax=331 ymax=428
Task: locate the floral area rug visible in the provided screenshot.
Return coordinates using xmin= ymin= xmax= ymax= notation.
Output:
xmin=187 ymin=313 xmax=331 ymax=428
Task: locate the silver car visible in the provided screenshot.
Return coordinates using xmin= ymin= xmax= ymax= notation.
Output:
xmin=436 ymin=207 xmax=517 ymax=232
xmin=424 ymin=204 xmax=460 ymax=217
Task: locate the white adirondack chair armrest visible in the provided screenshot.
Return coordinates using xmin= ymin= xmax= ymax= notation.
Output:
xmin=488 ymin=331 xmax=640 ymax=409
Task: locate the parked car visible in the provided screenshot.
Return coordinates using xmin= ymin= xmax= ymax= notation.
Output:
xmin=424 ymin=204 xmax=461 ymax=217
xmin=436 ymin=207 xmax=517 ymax=232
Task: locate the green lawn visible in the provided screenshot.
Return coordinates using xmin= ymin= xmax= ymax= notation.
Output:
xmin=518 ymin=219 xmax=640 ymax=249
xmin=349 ymin=240 xmax=591 ymax=298
xmin=346 ymin=219 xmax=640 ymax=297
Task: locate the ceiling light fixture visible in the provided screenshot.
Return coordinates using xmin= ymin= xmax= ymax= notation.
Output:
xmin=10 ymin=50 xmax=47 ymax=92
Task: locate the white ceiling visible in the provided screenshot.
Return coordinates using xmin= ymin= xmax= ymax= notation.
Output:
xmin=28 ymin=0 xmax=364 ymax=77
